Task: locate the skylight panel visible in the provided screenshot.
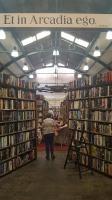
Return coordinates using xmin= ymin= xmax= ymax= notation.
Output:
xmin=36 ymin=31 xmax=51 ymax=40
xmin=21 ymin=36 xmax=36 ymax=46
xmin=75 ymin=38 xmax=89 ymax=48
xmin=61 ymin=32 xmax=75 ymax=42
xmin=0 ymin=30 xmax=6 ymax=39
xmin=58 ymin=63 xmax=65 ymax=66
xmin=36 ymin=67 xmax=55 ymax=74
xmin=46 ymin=63 xmax=53 ymax=67
xmin=58 ymin=67 xmax=75 ymax=74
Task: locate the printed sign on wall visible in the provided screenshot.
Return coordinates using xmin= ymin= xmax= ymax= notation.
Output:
xmin=0 ymin=13 xmax=112 ymax=28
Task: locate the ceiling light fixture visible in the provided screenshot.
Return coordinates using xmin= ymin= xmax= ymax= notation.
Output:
xmin=29 ymin=74 xmax=34 ymax=79
xmin=75 ymin=38 xmax=89 ymax=48
xmin=21 ymin=36 xmax=36 ymax=46
xmin=83 ymin=64 xmax=89 ymax=71
xmin=36 ymin=31 xmax=51 ymax=40
xmin=23 ymin=63 xmax=29 ymax=71
xmin=106 ymin=31 xmax=112 ymax=40
xmin=77 ymin=74 xmax=82 ymax=78
xmin=0 ymin=29 xmax=6 ymax=39
xmin=11 ymin=47 xmax=19 ymax=57
xmin=93 ymin=46 xmax=101 ymax=57
xmin=61 ymin=31 xmax=75 ymax=42
xmin=53 ymin=50 xmax=59 ymax=56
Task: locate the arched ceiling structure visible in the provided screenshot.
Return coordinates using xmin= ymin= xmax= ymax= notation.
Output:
xmin=0 ymin=0 xmax=112 ymax=86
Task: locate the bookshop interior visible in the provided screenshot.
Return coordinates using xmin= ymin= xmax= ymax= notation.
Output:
xmin=0 ymin=1 xmax=112 ymax=200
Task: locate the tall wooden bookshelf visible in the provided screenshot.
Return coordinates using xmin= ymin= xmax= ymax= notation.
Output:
xmin=36 ymin=95 xmax=49 ymax=143
xmin=60 ymin=96 xmax=69 ymax=124
xmin=0 ymin=74 xmax=37 ymax=177
xmin=68 ymin=71 xmax=112 ymax=177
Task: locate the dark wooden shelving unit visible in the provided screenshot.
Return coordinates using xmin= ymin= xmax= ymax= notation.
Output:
xmin=36 ymin=94 xmax=49 ymax=143
xmin=68 ymin=73 xmax=112 ymax=177
xmin=0 ymin=74 xmax=37 ymax=177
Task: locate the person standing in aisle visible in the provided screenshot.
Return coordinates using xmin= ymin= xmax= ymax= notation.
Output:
xmin=42 ymin=112 xmax=56 ymax=160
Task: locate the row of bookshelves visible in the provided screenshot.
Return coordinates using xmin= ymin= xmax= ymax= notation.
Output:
xmin=69 ymin=117 xmax=112 ymax=123
xmin=0 ymin=127 xmax=35 ymax=137
xmin=0 ymin=110 xmax=35 ymax=122
xmin=60 ymin=99 xmax=69 ymax=125
xmin=0 ymin=99 xmax=35 ymax=110
xmin=74 ymin=130 xmax=112 ymax=148
xmin=0 ymin=136 xmax=36 ymax=149
xmin=68 ymin=72 xmax=112 ymax=177
xmin=0 ymin=73 xmax=37 ymax=177
xmin=69 ymin=110 xmax=112 ymax=122
xmin=80 ymin=154 xmax=112 ymax=176
xmin=0 ymin=88 xmax=35 ymax=100
xmin=69 ymin=120 xmax=112 ymax=134
xmin=0 ymin=121 xmax=35 ymax=136
xmin=69 ymin=98 xmax=112 ymax=109
xmin=91 ymin=145 xmax=112 ymax=161
xmin=68 ymin=86 xmax=112 ymax=99
xmin=0 ymin=73 xmax=37 ymax=89
xmin=0 ymin=150 xmax=35 ymax=177
xmin=0 ymin=147 xmax=36 ymax=164
xmin=0 ymin=139 xmax=35 ymax=156
xmin=36 ymin=95 xmax=49 ymax=143
xmin=69 ymin=71 xmax=112 ymax=88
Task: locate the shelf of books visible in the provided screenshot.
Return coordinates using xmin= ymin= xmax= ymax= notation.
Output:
xmin=68 ymin=71 xmax=112 ymax=177
xmin=36 ymin=95 xmax=49 ymax=143
xmin=60 ymin=96 xmax=69 ymax=124
xmin=0 ymin=73 xmax=37 ymax=177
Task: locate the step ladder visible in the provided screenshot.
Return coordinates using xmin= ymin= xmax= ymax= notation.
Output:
xmin=64 ymin=122 xmax=92 ymax=179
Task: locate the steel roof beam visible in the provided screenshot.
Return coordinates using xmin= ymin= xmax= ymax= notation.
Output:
xmin=0 ymin=47 xmax=111 ymax=73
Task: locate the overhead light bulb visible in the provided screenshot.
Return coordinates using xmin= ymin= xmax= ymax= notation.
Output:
xmin=11 ymin=47 xmax=19 ymax=57
xmin=53 ymin=50 xmax=59 ymax=56
xmin=29 ymin=74 xmax=34 ymax=79
xmin=93 ymin=46 xmax=101 ymax=57
xmin=0 ymin=30 xmax=6 ymax=39
xmin=23 ymin=63 xmax=29 ymax=71
xmin=83 ymin=64 xmax=89 ymax=71
xmin=106 ymin=31 xmax=112 ymax=40
xmin=77 ymin=74 xmax=82 ymax=78
xmin=53 ymin=50 xmax=56 ymax=56
xmin=56 ymin=50 xmax=59 ymax=56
